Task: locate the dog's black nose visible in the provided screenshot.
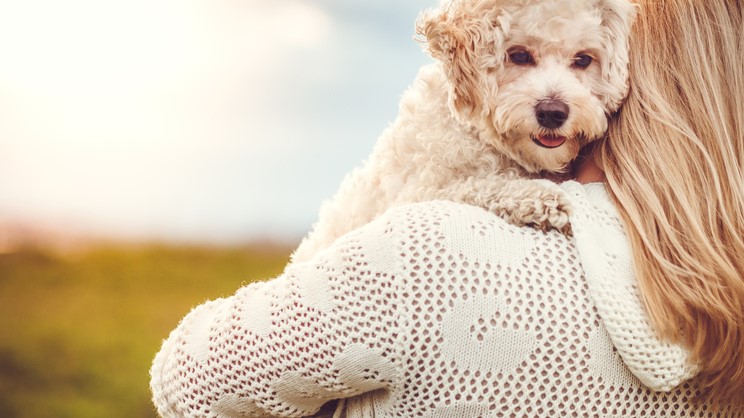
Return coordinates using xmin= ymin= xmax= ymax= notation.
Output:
xmin=535 ymin=100 xmax=569 ymax=129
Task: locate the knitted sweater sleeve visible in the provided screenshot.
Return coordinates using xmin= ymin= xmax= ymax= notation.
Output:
xmin=150 ymin=212 xmax=405 ymax=417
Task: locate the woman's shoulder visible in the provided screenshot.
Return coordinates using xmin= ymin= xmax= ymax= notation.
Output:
xmin=379 ymin=185 xmax=616 ymax=241
xmin=371 ymin=199 xmax=574 ymax=272
xmin=380 ymin=199 xmax=515 ymax=232
xmin=385 ymin=199 xmax=493 ymax=218
xmin=560 ymin=181 xmax=618 ymax=219
xmin=384 ymin=182 xmax=618 ymax=228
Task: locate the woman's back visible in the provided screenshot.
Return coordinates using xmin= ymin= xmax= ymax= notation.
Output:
xmin=151 ymin=186 xmax=742 ymax=417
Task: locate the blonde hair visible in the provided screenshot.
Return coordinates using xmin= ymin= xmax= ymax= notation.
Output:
xmin=598 ymin=0 xmax=744 ymax=403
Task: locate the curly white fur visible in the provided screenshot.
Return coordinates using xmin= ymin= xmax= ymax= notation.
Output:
xmin=292 ymin=0 xmax=635 ymax=263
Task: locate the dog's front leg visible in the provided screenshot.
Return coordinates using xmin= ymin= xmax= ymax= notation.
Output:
xmin=438 ymin=176 xmax=573 ymax=235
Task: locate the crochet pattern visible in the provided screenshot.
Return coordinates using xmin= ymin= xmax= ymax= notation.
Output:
xmin=151 ymin=183 xmax=742 ymax=417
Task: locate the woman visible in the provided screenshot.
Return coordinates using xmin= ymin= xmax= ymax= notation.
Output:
xmin=150 ymin=0 xmax=744 ymax=416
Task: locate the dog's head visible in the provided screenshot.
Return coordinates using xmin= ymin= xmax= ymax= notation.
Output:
xmin=417 ymin=0 xmax=635 ymax=172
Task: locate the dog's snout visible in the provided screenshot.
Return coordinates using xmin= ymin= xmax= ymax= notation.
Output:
xmin=535 ymin=100 xmax=569 ymax=129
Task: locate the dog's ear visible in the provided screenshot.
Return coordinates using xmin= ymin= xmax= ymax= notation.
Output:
xmin=416 ymin=4 xmax=494 ymax=117
xmin=598 ymin=0 xmax=637 ymax=110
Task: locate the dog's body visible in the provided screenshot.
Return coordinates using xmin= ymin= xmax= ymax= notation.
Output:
xmin=292 ymin=0 xmax=635 ymax=263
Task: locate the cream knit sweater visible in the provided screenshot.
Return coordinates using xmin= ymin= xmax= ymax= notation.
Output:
xmin=150 ymin=182 xmax=742 ymax=417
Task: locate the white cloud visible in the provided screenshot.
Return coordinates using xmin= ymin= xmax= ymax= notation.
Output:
xmin=0 ymin=0 xmax=336 ymax=148
xmin=0 ymin=0 xmax=336 ymax=205
xmin=0 ymin=0 xmax=438 ymax=242
xmin=272 ymin=2 xmax=334 ymax=48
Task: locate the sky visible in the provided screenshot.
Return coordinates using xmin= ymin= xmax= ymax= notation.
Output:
xmin=0 ymin=0 xmax=438 ymax=244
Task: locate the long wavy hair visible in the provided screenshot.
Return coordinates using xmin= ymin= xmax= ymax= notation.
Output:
xmin=598 ymin=0 xmax=744 ymax=404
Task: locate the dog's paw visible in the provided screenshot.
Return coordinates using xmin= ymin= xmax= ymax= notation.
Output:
xmin=535 ymin=193 xmax=573 ymax=236
xmin=493 ymin=181 xmax=573 ymax=236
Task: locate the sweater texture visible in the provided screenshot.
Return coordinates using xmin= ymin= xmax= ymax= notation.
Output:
xmin=150 ymin=182 xmax=742 ymax=417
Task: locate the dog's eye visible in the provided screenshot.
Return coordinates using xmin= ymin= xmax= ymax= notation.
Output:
xmin=508 ymin=50 xmax=534 ymax=65
xmin=572 ymin=53 xmax=593 ymax=69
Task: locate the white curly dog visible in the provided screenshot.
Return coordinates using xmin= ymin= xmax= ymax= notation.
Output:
xmin=292 ymin=0 xmax=636 ymax=263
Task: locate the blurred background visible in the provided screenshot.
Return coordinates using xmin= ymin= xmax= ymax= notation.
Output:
xmin=0 ymin=0 xmax=435 ymax=416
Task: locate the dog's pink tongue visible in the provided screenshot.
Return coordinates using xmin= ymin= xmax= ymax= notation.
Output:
xmin=537 ymin=135 xmax=567 ymax=148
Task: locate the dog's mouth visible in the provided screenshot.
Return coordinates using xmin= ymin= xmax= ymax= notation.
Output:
xmin=532 ymin=135 xmax=567 ymax=149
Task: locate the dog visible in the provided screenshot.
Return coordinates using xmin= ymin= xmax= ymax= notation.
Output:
xmin=292 ymin=0 xmax=635 ymax=263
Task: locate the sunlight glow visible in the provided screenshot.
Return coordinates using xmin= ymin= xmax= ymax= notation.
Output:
xmin=0 ymin=0 xmax=334 ymax=238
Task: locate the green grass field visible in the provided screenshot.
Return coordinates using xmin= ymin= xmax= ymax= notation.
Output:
xmin=0 ymin=243 xmax=292 ymax=418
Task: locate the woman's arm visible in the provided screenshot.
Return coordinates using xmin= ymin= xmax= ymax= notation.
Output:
xmin=150 ymin=216 xmax=405 ymax=418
